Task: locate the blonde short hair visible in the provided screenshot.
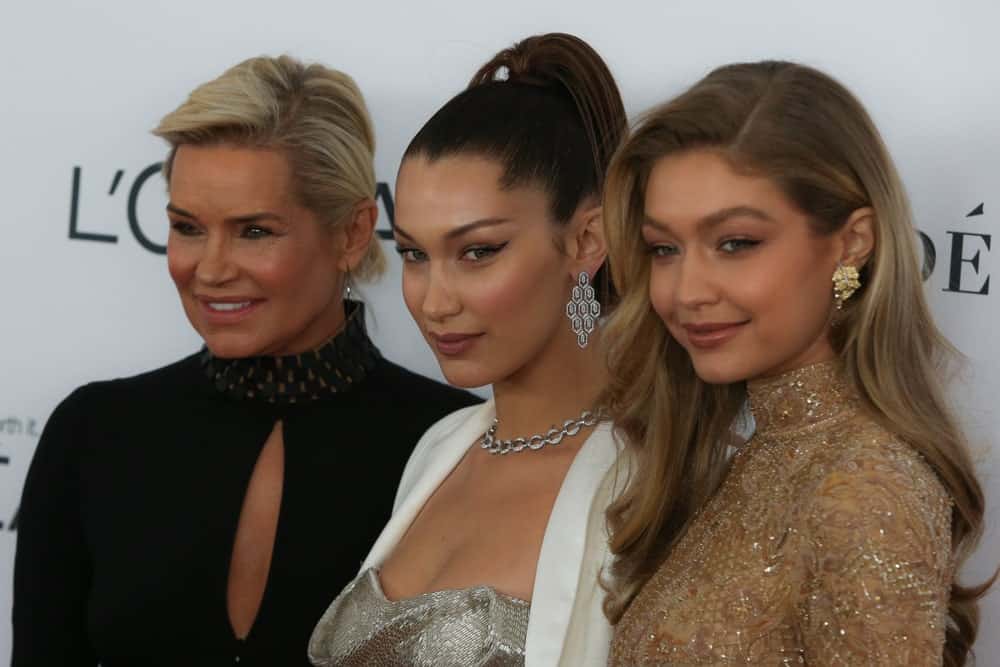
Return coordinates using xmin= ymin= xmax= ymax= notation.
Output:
xmin=153 ymin=54 xmax=385 ymax=280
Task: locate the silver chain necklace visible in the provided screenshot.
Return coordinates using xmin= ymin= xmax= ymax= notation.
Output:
xmin=480 ymin=408 xmax=602 ymax=455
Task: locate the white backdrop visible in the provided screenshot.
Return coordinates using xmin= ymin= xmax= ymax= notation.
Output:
xmin=1 ymin=0 xmax=997 ymax=662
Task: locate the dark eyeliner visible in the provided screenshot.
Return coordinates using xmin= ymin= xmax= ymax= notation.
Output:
xmin=464 ymin=241 xmax=508 ymax=258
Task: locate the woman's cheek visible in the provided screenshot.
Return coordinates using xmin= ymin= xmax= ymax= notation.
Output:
xmin=648 ymin=268 xmax=675 ymax=325
xmin=401 ymin=267 xmax=427 ymax=323
xmin=166 ymin=247 xmax=195 ymax=288
xmin=239 ymin=244 xmax=299 ymax=294
xmin=477 ymin=262 xmax=547 ymax=319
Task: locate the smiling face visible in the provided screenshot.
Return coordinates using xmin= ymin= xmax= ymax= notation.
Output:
xmin=393 ymin=154 xmax=582 ymax=389
xmin=166 ymin=144 xmax=346 ymax=358
xmin=641 ymin=149 xmax=844 ymax=384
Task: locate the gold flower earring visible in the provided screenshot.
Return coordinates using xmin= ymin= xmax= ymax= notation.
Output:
xmin=832 ymin=263 xmax=861 ymax=309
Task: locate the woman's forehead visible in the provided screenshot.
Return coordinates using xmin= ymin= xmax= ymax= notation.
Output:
xmin=394 ymin=155 xmax=552 ymax=239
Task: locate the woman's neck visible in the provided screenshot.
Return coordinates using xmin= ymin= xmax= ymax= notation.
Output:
xmin=260 ymin=298 xmax=348 ymax=358
xmin=491 ymin=329 xmax=607 ymax=442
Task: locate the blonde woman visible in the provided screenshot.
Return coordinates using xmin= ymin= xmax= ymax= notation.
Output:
xmin=601 ymin=61 xmax=992 ymax=665
xmin=12 ymin=56 xmax=476 ymax=666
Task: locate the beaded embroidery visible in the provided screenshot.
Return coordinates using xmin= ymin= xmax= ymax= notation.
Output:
xmin=611 ymin=361 xmax=953 ymax=666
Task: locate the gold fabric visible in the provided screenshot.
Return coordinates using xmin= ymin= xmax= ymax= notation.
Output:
xmin=610 ymin=361 xmax=953 ymax=665
xmin=308 ymin=568 xmax=529 ymax=666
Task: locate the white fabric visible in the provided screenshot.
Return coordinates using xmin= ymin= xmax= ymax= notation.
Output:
xmin=360 ymin=399 xmax=622 ymax=667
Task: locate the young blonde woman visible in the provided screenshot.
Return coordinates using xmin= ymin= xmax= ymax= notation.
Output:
xmin=308 ymin=33 xmax=627 ymax=666
xmin=600 ymin=61 xmax=992 ymax=665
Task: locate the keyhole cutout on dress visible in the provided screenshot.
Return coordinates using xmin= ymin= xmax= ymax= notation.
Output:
xmin=227 ymin=420 xmax=285 ymax=640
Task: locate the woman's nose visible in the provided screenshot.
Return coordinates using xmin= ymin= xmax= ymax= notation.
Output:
xmin=194 ymin=236 xmax=239 ymax=286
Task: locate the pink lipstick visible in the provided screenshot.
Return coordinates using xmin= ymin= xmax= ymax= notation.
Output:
xmin=682 ymin=321 xmax=747 ymax=350
xmin=430 ymin=332 xmax=483 ymax=357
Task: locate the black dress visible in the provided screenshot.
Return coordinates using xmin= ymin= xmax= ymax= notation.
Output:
xmin=11 ymin=303 xmax=479 ymax=666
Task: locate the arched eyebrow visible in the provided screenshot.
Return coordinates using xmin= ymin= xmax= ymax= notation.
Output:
xmin=643 ymin=206 xmax=775 ymax=232
xmin=166 ymin=203 xmax=287 ymax=225
xmin=393 ymin=217 xmax=512 ymax=242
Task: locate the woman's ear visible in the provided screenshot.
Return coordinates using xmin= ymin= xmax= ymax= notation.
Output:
xmin=567 ymin=199 xmax=608 ymax=277
xmin=338 ymin=198 xmax=378 ymax=272
xmin=838 ymin=206 xmax=876 ymax=268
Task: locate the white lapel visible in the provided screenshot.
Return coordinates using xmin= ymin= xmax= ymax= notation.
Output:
xmin=524 ymin=422 xmax=619 ymax=667
xmin=361 ymin=400 xmax=496 ymax=570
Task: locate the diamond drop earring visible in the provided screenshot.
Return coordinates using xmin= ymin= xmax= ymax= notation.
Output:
xmin=565 ymin=271 xmax=601 ymax=348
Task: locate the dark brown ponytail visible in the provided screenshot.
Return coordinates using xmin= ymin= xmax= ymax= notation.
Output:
xmin=404 ymin=32 xmax=626 ymax=302
xmin=466 ymin=33 xmax=627 ymax=196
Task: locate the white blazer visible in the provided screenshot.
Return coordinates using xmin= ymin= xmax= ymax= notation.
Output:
xmin=360 ymin=399 xmax=622 ymax=666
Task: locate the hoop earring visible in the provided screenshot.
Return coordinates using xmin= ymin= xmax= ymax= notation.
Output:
xmin=832 ymin=263 xmax=861 ymax=309
xmin=566 ymin=271 xmax=601 ymax=348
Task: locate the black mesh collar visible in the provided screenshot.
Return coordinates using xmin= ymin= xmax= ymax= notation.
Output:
xmin=200 ymin=301 xmax=381 ymax=404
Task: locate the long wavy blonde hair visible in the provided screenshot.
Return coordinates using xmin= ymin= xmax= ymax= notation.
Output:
xmin=601 ymin=61 xmax=991 ymax=665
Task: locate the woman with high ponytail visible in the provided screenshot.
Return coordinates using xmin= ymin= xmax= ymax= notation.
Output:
xmin=308 ymin=33 xmax=627 ymax=666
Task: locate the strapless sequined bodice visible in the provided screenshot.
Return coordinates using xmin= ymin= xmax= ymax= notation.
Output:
xmin=308 ymin=568 xmax=530 ymax=666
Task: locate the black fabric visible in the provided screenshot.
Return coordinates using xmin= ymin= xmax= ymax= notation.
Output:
xmin=12 ymin=350 xmax=479 ymax=666
xmin=200 ymin=301 xmax=382 ymax=404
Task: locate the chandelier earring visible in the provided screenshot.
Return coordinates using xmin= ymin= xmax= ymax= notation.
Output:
xmin=832 ymin=263 xmax=861 ymax=310
xmin=566 ymin=271 xmax=601 ymax=348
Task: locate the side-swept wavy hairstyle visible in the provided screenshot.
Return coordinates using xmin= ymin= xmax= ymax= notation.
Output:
xmin=153 ymin=54 xmax=384 ymax=280
xmin=601 ymin=60 xmax=991 ymax=666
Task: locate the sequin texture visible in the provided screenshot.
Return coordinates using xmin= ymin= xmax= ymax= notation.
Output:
xmin=308 ymin=568 xmax=529 ymax=666
xmin=610 ymin=361 xmax=953 ymax=665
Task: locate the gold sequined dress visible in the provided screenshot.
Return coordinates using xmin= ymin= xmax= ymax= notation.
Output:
xmin=610 ymin=361 xmax=953 ymax=665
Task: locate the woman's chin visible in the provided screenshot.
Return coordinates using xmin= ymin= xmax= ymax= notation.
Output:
xmin=688 ymin=355 xmax=754 ymax=386
xmin=437 ymin=361 xmax=496 ymax=391
xmin=200 ymin=333 xmax=269 ymax=360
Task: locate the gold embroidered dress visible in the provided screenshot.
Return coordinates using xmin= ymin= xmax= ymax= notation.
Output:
xmin=610 ymin=362 xmax=953 ymax=665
